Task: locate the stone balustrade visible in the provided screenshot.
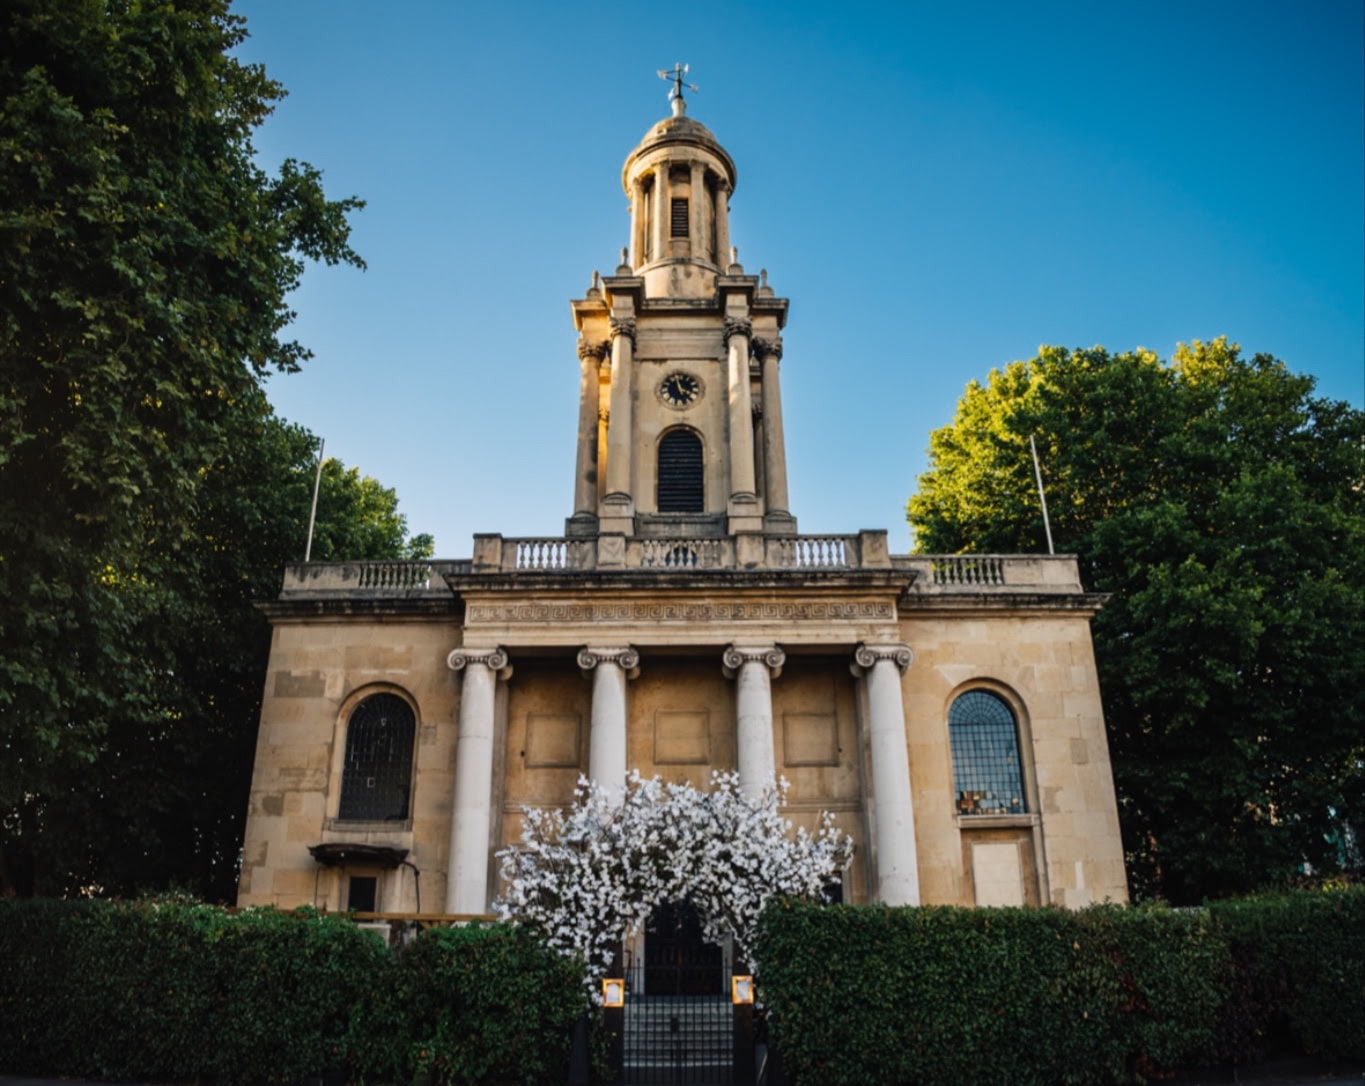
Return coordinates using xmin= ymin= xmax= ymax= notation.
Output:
xmin=895 ymin=553 xmax=1083 ymax=593
xmin=636 ymin=537 xmax=729 ymax=569
xmin=280 ymin=560 xmax=468 ymax=596
xmin=768 ymin=534 xmax=854 ymax=569
xmin=277 ymin=543 xmax=1085 ymax=596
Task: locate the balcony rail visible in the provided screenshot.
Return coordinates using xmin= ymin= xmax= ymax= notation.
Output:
xmin=512 ymin=538 xmax=570 ymax=570
xmin=768 ymin=535 xmax=853 ymax=569
xmin=357 ymin=561 xmax=437 ymax=590
xmin=278 ymin=543 xmax=1083 ymax=596
xmin=894 ymin=554 xmax=1082 ymax=593
xmin=281 ymin=560 xmax=468 ymax=595
xmin=638 ymin=537 xmax=728 ymax=569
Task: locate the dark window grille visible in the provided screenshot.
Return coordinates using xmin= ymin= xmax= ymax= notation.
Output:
xmin=671 ymin=197 xmax=689 ymax=238
xmin=949 ymin=690 xmax=1028 ymax=815
xmin=338 ymin=693 xmax=415 ymax=821
xmin=657 ymin=430 xmax=704 ymax=512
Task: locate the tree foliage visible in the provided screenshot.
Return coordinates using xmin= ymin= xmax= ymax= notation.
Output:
xmin=0 ymin=1 xmax=427 ymax=897
xmin=909 ymin=339 xmax=1365 ymax=902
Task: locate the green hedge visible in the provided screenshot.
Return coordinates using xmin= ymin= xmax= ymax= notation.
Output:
xmin=755 ymin=889 xmax=1364 ymax=1086
xmin=1209 ymin=890 xmax=1365 ymax=1062
xmin=0 ymin=900 xmax=586 ymax=1085
xmin=352 ymin=923 xmax=588 ymax=1083
xmin=0 ymin=899 xmax=385 ymax=1082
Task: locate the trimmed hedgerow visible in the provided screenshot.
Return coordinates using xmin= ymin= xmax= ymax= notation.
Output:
xmin=0 ymin=898 xmax=385 ymax=1083
xmin=1209 ymin=888 xmax=1365 ymax=1063
xmin=754 ymin=899 xmax=1230 ymax=1086
xmin=350 ymin=922 xmax=588 ymax=1084
xmin=0 ymin=900 xmax=588 ymax=1085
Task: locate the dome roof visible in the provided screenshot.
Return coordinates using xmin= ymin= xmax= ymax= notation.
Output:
xmin=622 ymin=109 xmax=737 ymax=193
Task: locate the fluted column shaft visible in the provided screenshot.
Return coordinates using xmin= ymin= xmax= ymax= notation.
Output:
xmin=579 ymin=647 xmax=639 ymax=802
xmin=725 ymin=318 xmax=756 ymax=501
xmin=445 ymin=646 xmax=510 ymax=914
xmin=724 ymin=645 xmax=784 ymax=800
xmin=573 ymin=341 xmax=605 ymax=515
xmin=756 ymin=339 xmax=790 ymax=515
xmin=853 ymin=643 xmax=920 ymax=906
xmin=604 ymin=320 xmax=636 ymax=502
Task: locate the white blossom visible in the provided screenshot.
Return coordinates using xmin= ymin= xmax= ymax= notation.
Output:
xmin=495 ymin=771 xmax=853 ymax=997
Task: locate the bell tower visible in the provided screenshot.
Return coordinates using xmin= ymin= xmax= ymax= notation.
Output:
xmin=568 ymin=79 xmax=796 ymax=552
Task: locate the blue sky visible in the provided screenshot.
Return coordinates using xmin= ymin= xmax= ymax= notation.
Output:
xmin=231 ymin=0 xmax=1364 ymax=555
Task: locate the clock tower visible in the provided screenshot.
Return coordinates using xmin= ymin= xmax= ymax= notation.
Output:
xmin=568 ymin=89 xmax=796 ymax=550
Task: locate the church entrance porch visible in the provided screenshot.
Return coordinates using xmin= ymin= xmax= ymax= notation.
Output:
xmin=621 ymin=900 xmax=749 ymax=1085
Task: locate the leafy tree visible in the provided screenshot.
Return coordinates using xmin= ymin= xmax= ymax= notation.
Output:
xmin=0 ymin=1 xmax=429 ymax=897
xmin=4 ymin=392 xmax=431 ymax=899
xmin=909 ymin=338 xmax=1365 ymax=902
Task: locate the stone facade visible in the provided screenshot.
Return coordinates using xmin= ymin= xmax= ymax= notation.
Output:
xmin=237 ymin=96 xmax=1128 ymax=916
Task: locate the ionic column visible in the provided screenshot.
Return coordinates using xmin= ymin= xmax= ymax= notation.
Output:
xmin=652 ymin=163 xmax=669 ymax=262
xmin=603 ymin=317 xmax=636 ymax=504
xmin=723 ymin=645 xmax=785 ymax=800
xmin=445 ymin=646 xmax=511 ymax=914
xmin=753 ymin=337 xmax=790 ymax=515
xmin=578 ymin=647 xmax=640 ymax=801
xmin=573 ymin=338 xmax=607 ymax=516
xmin=851 ymin=643 xmax=920 ymax=906
xmin=724 ymin=316 xmax=756 ymax=501
xmin=714 ymin=180 xmax=732 ymax=266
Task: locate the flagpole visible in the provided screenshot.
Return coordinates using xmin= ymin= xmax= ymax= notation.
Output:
xmin=1029 ymin=434 xmax=1055 ymax=556
xmin=304 ymin=437 xmax=325 ymax=562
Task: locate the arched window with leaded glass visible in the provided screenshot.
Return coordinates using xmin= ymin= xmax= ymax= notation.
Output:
xmin=949 ymin=690 xmax=1028 ymax=816
xmin=338 ymin=692 xmax=416 ymax=822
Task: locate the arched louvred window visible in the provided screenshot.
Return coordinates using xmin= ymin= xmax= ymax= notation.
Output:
xmin=657 ymin=429 xmax=704 ymax=513
xmin=948 ymin=690 xmax=1028 ymax=815
xmin=338 ymin=693 xmax=416 ymax=822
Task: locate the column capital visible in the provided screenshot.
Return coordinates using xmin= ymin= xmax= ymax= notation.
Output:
xmin=723 ymin=315 xmax=752 ymax=345
xmin=608 ymin=316 xmax=637 ymax=346
xmin=752 ymin=336 xmax=783 ymax=362
xmin=852 ymin=642 xmax=914 ymax=676
xmin=448 ymin=646 xmax=511 ymax=678
xmin=723 ymin=644 xmax=785 ymax=679
xmin=577 ymin=337 xmax=610 ymax=361
xmin=578 ymin=646 xmax=640 ymax=677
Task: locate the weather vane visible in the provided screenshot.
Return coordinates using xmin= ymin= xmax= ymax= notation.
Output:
xmin=657 ymin=62 xmax=698 ymax=109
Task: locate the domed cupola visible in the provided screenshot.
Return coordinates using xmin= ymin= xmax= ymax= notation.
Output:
xmin=622 ymin=84 xmax=737 ymax=299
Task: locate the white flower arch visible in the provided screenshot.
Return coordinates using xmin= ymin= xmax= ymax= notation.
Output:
xmin=495 ymin=771 xmax=853 ymax=990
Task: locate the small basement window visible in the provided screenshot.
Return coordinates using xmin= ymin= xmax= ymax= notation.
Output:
xmin=348 ymin=875 xmax=377 ymax=912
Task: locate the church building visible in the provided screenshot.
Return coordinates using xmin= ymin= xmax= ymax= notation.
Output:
xmin=236 ymin=86 xmax=1129 ymax=919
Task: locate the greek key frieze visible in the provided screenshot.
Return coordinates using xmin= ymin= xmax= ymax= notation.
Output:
xmin=464 ymin=600 xmax=895 ymax=625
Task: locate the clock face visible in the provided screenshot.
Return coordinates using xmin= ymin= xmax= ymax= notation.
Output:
xmin=659 ymin=371 xmax=702 ymax=407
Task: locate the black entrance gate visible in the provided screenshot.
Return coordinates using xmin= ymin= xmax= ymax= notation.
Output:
xmin=618 ymin=902 xmax=753 ymax=1085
